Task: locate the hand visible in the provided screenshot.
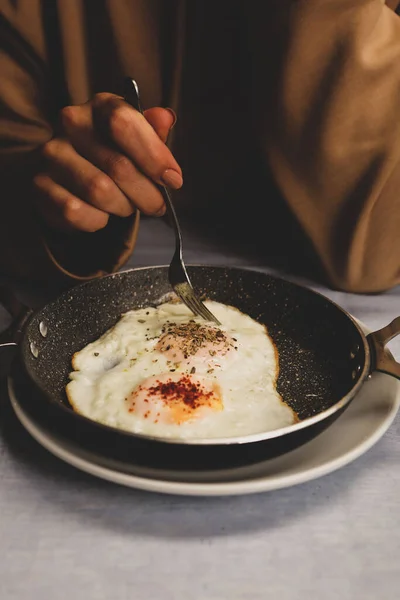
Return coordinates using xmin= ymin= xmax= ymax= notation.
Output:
xmin=33 ymin=93 xmax=181 ymax=232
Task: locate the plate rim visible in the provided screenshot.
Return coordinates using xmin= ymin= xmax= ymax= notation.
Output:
xmin=8 ymin=317 xmax=400 ymax=497
xmin=9 ymin=380 xmax=400 ymax=496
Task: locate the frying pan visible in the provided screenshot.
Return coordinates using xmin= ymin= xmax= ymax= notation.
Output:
xmin=1 ymin=266 xmax=399 ymax=471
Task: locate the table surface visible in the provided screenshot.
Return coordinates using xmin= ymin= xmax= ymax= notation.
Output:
xmin=1 ymin=218 xmax=399 ymax=600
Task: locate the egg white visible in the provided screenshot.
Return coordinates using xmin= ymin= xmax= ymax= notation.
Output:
xmin=66 ymin=300 xmax=296 ymax=439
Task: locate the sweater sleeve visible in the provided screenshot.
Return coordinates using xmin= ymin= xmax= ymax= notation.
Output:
xmin=259 ymin=0 xmax=400 ymax=292
xmin=0 ymin=1 xmax=139 ymax=284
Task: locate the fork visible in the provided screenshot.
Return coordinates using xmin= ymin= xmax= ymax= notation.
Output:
xmin=123 ymin=78 xmax=221 ymax=325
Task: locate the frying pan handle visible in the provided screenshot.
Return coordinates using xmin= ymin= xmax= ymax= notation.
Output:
xmin=367 ymin=317 xmax=400 ymax=380
xmin=0 ymin=286 xmax=33 ymax=377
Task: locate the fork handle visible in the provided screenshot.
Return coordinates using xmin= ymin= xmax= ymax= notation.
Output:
xmin=123 ymin=78 xmax=182 ymax=256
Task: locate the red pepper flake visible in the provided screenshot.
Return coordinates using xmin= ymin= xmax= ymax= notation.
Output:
xmin=147 ymin=376 xmax=213 ymax=409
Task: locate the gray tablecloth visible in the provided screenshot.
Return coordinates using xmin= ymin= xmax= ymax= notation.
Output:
xmin=1 ymin=218 xmax=399 ymax=600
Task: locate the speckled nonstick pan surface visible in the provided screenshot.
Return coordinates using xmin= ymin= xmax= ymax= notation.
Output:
xmin=9 ymin=266 xmax=370 ymax=471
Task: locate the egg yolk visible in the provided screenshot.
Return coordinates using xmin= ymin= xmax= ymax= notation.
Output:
xmin=127 ymin=372 xmax=223 ymax=425
xmin=155 ymin=321 xmax=236 ymax=363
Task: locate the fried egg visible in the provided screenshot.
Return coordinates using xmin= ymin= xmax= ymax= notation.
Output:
xmin=66 ymin=300 xmax=297 ymax=439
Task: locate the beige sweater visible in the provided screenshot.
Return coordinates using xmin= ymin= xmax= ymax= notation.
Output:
xmin=0 ymin=0 xmax=399 ymax=292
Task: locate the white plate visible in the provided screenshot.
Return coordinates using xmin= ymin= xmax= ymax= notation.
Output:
xmin=9 ymin=366 xmax=400 ymax=496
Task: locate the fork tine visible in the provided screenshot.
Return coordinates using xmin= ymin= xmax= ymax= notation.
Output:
xmin=177 ymin=292 xmax=202 ymax=318
xmin=174 ymin=287 xmax=203 ymax=317
xmin=173 ymin=286 xmax=196 ymax=311
xmin=178 ymin=284 xmax=221 ymax=324
xmin=175 ymin=286 xmax=221 ymax=325
xmin=189 ymin=295 xmax=209 ymax=315
xmin=198 ymin=305 xmax=221 ymax=325
xmin=173 ymin=280 xmax=221 ymax=323
xmin=185 ymin=294 xmax=221 ymax=325
xmin=200 ymin=305 xmax=220 ymax=323
xmin=176 ymin=291 xmax=195 ymax=313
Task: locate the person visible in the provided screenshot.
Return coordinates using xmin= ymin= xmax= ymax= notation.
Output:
xmin=0 ymin=0 xmax=399 ymax=292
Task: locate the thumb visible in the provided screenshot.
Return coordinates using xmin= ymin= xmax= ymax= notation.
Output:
xmin=143 ymin=107 xmax=177 ymax=143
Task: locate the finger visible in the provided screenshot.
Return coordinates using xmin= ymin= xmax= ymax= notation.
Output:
xmin=91 ymin=93 xmax=183 ymax=189
xmin=66 ymin=128 xmax=166 ymax=216
xmin=61 ymin=101 xmax=167 ymax=215
xmin=61 ymin=100 xmax=176 ymax=144
xmin=60 ymin=101 xmax=93 ymax=134
xmin=33 ymin=173 xmax=109 ymax=232
xmin=42 ymin=138 xmax=134 ymax=217
xmin=143 ymin=107 xmax=176 ymax=144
